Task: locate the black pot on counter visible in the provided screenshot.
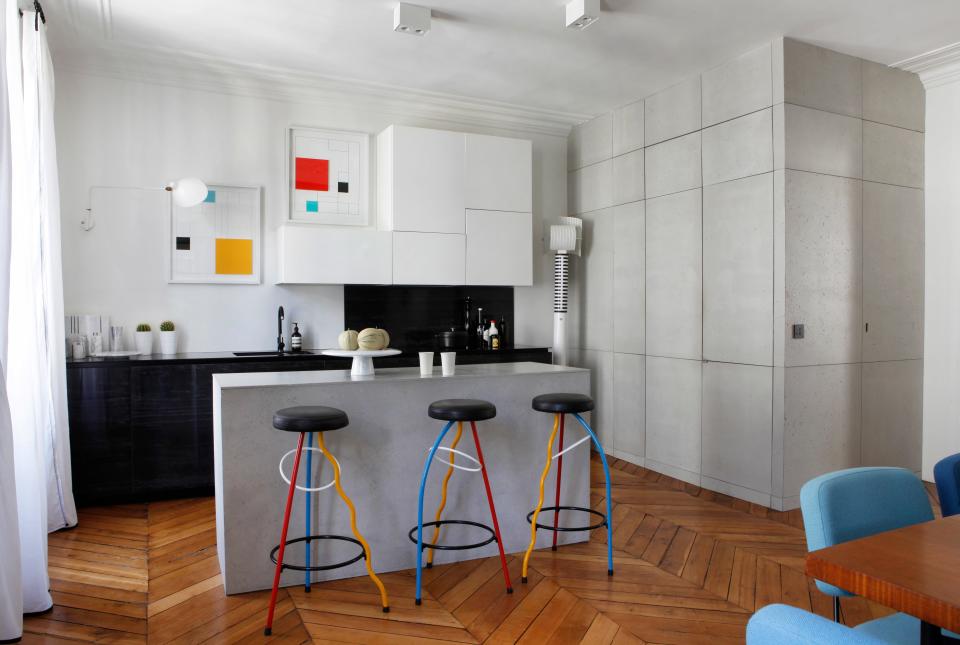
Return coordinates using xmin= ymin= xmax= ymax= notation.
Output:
xmin=435 ymin=328 xmax=468 ymax=350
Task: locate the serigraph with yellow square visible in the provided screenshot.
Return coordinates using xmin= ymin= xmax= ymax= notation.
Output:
xmin=169 ymin=185 xmax=261 ymax=284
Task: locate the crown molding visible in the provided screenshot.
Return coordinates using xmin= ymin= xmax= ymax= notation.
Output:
xmin=892 ymin=42 xmax=960 ymax=89
xmin=53 ymin=44 xmax=588 ymax=137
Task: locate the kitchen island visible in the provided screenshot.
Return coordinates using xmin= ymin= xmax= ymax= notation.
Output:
xmin=214 ymin=361 xmax=591 ymax=594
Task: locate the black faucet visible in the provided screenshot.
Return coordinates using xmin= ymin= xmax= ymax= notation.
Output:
xmin=277 ymin=306 xmax=285 ymax=353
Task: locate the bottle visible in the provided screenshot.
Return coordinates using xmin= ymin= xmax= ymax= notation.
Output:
xmin=476 ymin=307 xmax=485 ymax=348
xmin=291 ymin=322 xmax=302 ymax=352
xmin=463 ymin=297 xmax=473 ymax=349
xmin=499 ymin=316 xmax=509 ymax=348
xmin=489 ymin=319 xmax=499 ymax=350
xmin=482 ymin=319 xmax=491 ymax=348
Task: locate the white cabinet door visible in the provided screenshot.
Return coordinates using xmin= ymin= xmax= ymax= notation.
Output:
xmin=380 ymin=126 xmax=465 ymax=234
xmin=464 ymin=133 xmax=533 ymax=213
xmin=702 ymin=173 xmax=774 ymax=366
xmin=393 ymin=232 xmax=465 ymax=285
xmin=701 ymin=362 xmax=773 ymax=502
xmin=277 ymin=225 xmax=392 ymax=284
xmin=465 ymin=210 xmax=532 ymax=286
xmin=862 ymin=182 xmax=923 ymax=362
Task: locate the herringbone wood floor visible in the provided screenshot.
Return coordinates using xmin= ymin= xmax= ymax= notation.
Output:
xmin=23 ymin=455 xmax=942 ymax=644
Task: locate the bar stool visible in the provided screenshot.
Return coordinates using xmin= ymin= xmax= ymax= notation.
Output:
xmin=521 ymin=393 xmax=613 ymax=583
xmin=264 ymin=406 xmax=389 ymax=636
xmin=410 ymin=399 xmax=513 ymax=605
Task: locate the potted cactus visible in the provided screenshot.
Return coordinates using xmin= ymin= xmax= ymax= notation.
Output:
xmin=159 ymin=320 xmax=177 ymax=355
xmin=134 ymin=323 xmax=153 ymax=356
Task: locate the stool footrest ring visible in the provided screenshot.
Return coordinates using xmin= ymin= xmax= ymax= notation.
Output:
xmin=525 ymin=506 xmax=608 ymax=532
xmin=409 ymin=520 xmax=497 ymax=552
xmin=270 ymin=534 xmax=366 ymax=572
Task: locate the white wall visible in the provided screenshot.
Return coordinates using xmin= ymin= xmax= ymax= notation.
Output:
xmin=55 ymin=71 xmax=565 ymax=353
xmin=922 ymin=78 xmax=960 ymax=480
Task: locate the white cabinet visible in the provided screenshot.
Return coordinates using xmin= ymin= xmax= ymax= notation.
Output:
xmin=465 ymin=210 xmax=532 ymax=286
xmin=393 ymin=232 xmax=465 ymax=285
xmin=277 ymin=225 xmax=392 ymax=285
xmin=464 ymin=133 xmax=533 ymax=213
xmin=377 ymin=125 xmax=465 ymax=234
xmin=274 ymin=125 xmax=537 ymax=287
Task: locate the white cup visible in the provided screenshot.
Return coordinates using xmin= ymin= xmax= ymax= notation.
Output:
xmin=440 ymin=352 xmax=456 ymax=376
xmin=419 ymin=351 xmax=434 ymax=376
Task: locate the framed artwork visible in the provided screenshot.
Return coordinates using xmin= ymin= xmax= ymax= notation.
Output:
xmin=287 ymin=126 xmax=369 ymax=225
xmin=169 ymin=184 xmax=262 ymax=284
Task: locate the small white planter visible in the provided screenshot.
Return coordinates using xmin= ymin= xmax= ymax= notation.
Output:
xmin=159 ymin=330 xmax=177 ymax=355
xmin=135 ymin=331 xmax=153 ymax=356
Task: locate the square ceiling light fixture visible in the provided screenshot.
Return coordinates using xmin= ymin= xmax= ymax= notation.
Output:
xmin=566 ymin=0 xmax=600 ymax=30
xmin=394 ymin=2 xmax=431 ymax=36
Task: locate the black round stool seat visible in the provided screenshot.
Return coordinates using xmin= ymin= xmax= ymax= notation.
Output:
xmin=532 ymin=393 xmax=595 ymax=414
xmin=428 ymin=399 xmax=496 ymax=422
xmin=273 ymin=406 xmax=349 ymax=432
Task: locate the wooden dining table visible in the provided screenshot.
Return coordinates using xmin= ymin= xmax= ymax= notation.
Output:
xmin=806 ymin=514 xmax=960 ymax=645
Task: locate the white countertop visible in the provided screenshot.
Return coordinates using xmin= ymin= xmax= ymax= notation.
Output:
xmin=213 ymin=360 xmax=586 ymax=389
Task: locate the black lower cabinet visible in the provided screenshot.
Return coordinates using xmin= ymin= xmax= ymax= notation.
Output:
xmin=67 ymin=366 xmax=134 ymax=506
xmin=68 ymin=350 xmax=550 ymax=506
xmin=130 ymin=364 xmax=208 ymax=500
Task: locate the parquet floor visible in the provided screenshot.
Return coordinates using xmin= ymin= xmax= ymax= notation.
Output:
xmin=23 ymin=455 xmax=941 ymax=644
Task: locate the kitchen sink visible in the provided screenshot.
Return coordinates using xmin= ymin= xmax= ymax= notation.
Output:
xmin=232 ymin=350 xmax=314 ymax=356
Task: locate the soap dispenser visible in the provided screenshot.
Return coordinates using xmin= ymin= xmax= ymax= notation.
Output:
xmin=291 ymin=322 xmax=302 ymax=352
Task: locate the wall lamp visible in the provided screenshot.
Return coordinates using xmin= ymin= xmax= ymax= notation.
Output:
xmin=80 ymin=177 xmax=209 ymax=231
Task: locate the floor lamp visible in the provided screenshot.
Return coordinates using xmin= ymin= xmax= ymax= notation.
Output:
xmin=550 ymin=217 xmax=582 ymax=366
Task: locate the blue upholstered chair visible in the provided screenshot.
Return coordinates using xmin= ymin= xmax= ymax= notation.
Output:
xmin=800 ymin=467 xmax=935 ymax=622
xmin=934 ymin=453 xmax=960 ymax=518
xmin=747 ymin=604 xmax=920 ymax=645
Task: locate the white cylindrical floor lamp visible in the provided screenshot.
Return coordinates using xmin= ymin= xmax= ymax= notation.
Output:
xmin=549 ymin=217 xmax=582 ymax=366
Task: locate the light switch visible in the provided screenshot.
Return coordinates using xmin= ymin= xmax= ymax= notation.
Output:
xmin=792 ymin=324 xmax=805 ymax=339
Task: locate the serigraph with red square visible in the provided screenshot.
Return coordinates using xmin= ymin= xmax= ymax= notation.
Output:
xmin=288 ymin=127 xmax=369 ymax=225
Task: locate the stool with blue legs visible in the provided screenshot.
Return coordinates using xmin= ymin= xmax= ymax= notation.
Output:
xmin=521 ymin=393 xmax=613 ymax=583
xmin=410 ymin=399 xmax=513 ymax=605
xmin=264 ymin=406 xmax=389 ymax=636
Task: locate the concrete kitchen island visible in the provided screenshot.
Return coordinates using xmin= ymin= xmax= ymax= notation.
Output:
xmin=213 ymin=361 xmax=592 ymax=594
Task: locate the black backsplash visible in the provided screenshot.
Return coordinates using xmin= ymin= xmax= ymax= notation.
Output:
xmin=344 ymin=285 xmax=514 ymax=351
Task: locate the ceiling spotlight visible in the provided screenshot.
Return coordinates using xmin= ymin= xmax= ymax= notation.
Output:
xmin=565 ymin=0 xmax=599 ymax=30
xmin=394 ymin=2 xmax=430 ymax=36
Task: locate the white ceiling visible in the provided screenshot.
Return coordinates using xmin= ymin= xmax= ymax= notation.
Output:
xmin=46 ymin=0 xmax=960 ymax=119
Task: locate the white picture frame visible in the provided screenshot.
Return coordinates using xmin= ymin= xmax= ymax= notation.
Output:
xmin=168 ymin=184 xmax=262 ymax=284
xmin=286 ymin=126 xmax=370 ymax=225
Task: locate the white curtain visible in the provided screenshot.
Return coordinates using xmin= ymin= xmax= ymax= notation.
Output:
xmin=1 ymin=2 xmax=76 ymax=639
xmin=0 ymin=2 xmax=20 ymax=641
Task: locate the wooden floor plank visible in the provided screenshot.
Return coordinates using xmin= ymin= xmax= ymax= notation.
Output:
xmin=516 ymin=587 xmax=579 ymax=644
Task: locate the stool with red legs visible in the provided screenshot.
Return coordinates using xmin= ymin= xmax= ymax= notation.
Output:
xmin=264 ymin=406 xmax=388 ymax=636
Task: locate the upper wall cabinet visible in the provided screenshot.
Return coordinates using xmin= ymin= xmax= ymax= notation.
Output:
xmin=378 ymin=125 xmax=465 ymax=234
xmin=376 ymin=124 xmax=534 ymax=286
xmin=277 ymin=225 xmax=392 ymax=285
xmin=464 ymin=133 xmax=533 ymax=213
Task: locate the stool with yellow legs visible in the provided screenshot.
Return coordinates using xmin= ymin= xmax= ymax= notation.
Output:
xmin=264 ymin=406 xmax=388 ymax=637
xmin=522 ymin=393 xmax=613 ymax=583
